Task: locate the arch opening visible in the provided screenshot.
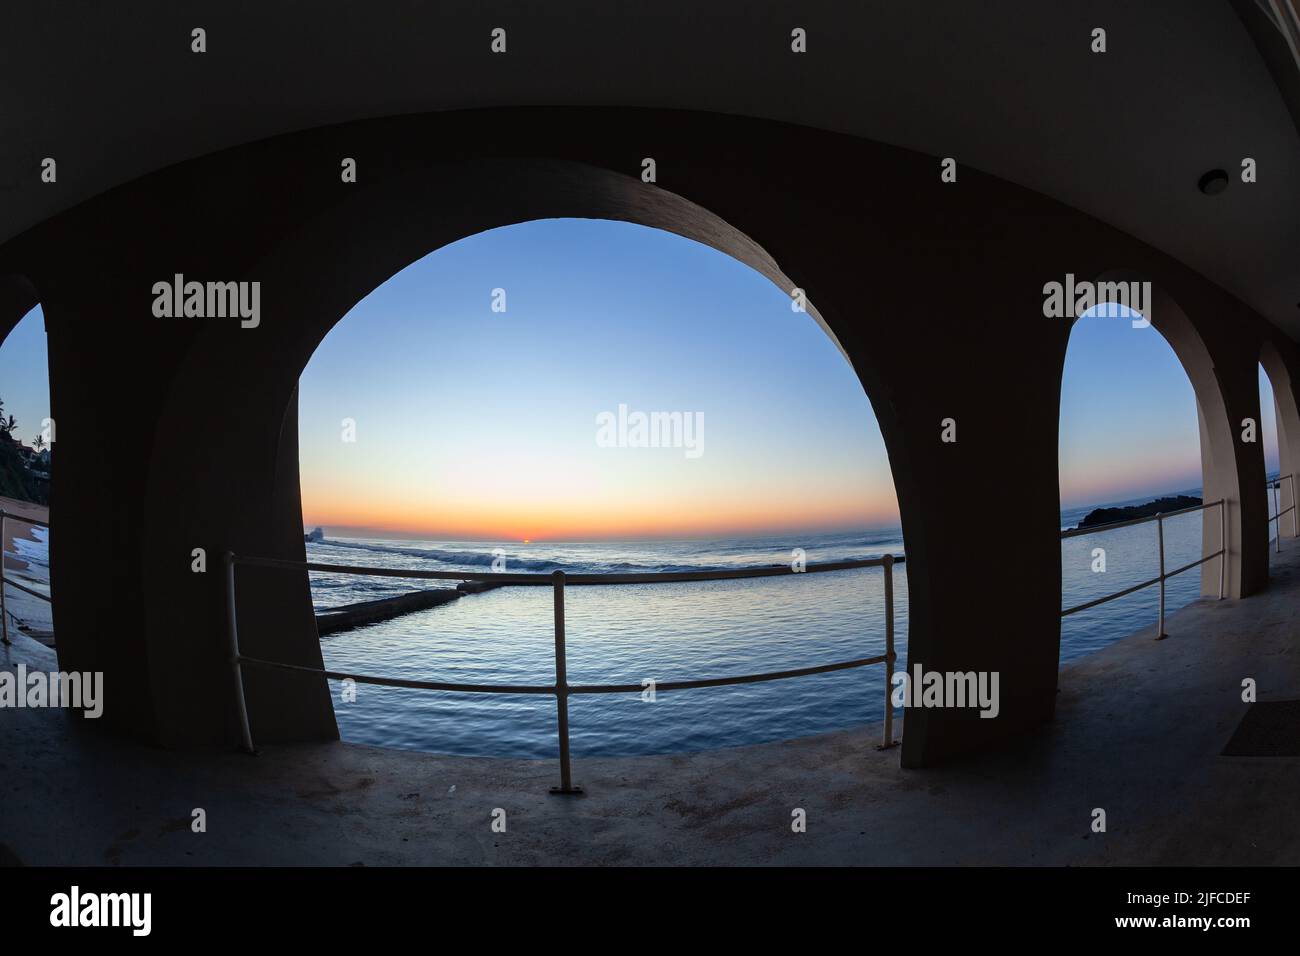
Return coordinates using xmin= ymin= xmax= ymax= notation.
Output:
xmin=1258 ymin=343 xmax=1300 ymax=550
xmin=1058 ymin=284 xmax=1240 ymax=655
xmin=293 ymin=217 xmax=903 ymax=757
xmin=0 ymin=301 xmax=54 ymax=649
xmin=128 ymin=151 xmax=929 ymax=752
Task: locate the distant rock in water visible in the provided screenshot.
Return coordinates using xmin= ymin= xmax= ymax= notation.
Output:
xmin=304 ymin=527 xmax=325 ymax=543
xmin=1075 ymin=495 xmax=1202 ymax=530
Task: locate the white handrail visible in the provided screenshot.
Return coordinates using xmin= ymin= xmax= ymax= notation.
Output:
xmin=223 ymin=550 xmax=900 ymax=787
xmin=0 ymin=508 xmax=52 ymax=645
xmin=1266 ymin=474 xmax=1297 ymax=553
xmin=1060 ymin=497 xmax=1228 ymax=639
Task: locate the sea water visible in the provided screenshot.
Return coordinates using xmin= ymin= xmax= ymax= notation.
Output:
xmin=307 ymin=489 xmax=1223 ymax=758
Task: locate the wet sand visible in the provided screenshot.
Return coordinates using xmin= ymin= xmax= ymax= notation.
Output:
xmin=0 ymin=495 xmax=48 ymax=573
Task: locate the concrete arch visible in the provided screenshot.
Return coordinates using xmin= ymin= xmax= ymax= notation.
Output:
xmin=0 ymin=275 xmax=54 ymax=651
xmin=0 ymin=273 xmax=40 ymax=348
xmin=1259 ymin=339 xmax=1300 ymax=542
xmin=139 ymin=154 xmax=916 ymax=752
xmin=253 ymin=158 xmax=855 ymax=437
xmin=1075 ymin=269 xmax=1261 ymax=599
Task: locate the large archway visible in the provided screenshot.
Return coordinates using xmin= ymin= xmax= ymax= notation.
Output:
xmin=1059 ymin=296 xmax=1207 ymax=652
xmin=133 ymin=147 xmax=929 ymax=754
xmin=1062 ymin=274 xmax=1249 ymax=602
xmin=293 ymin=217 xmax=904 ymax=757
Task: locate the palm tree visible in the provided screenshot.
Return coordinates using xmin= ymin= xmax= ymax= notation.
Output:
xmin=32 ymin=435 xmax=46 ymax=454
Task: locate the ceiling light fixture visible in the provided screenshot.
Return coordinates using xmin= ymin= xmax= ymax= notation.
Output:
xmin=1198 ymin=169 xmax=1229 ymax=195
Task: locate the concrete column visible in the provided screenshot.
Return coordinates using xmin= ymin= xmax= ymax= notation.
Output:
xmin=812 ymin=253 xmax=1072 ymax=768
xmin=17 ymin=240 xmax=336 ymax=745
xmin=137 ymin=301 xmax=337 ymax=746
xmin=37 ymin=274 xmax=163 ymax=737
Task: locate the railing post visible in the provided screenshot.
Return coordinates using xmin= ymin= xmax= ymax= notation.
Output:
xmin=223 ymin=552 xmax=255 ymax=754
xmin=549 ymin=569 xmax=582 ymax=794
xmin=1274 ymin=481 xmax=1283 ymax=553
xmin=1 ymin=511 xmax=9 ymax=645
xmin=1155 ymin=513 xmax=1167 ymax=640
xmin=1218 ymin=500 xmax=1227 ymax=600
xmin=1292 ymin=475 xmax=1298 ymax=539
xmin=877 ymin=553 xmax=898 ymax=750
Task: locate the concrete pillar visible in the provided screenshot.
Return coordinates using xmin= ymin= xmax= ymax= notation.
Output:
xmin=37 ymin=273 xmax=163 ymax=737
xmin=827 ymin=271 xmax=1070 ymax=767
xmin=137 ymin=294 xmax=337 ymax=746
xmin=11 ymin=232 xmax=336 ymax=746
xmin=1129 ymin=284 xmax=1266 ymax=599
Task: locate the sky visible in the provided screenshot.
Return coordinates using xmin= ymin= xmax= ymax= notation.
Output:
xmin=1058 ymin=305 xmax=1202 ymax=508
xmin=1260 ymin=362 xmax=1282 ymax=478
xmin=0 ymin=309 xmax=50 ymax=448
xmin=296 ymin=219 xmax=895 ymax=541
xmin=1058 ymin=303 xmax=1280 ymax=509
xmin=0 ymin=219 xmax=1285 ymax=539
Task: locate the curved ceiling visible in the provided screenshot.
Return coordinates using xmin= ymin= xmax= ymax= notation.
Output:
xmin=3 ymin=1 xmax=1299 ymax=335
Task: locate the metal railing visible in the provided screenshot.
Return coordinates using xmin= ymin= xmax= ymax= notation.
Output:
xmin=1060 ymin=499 xmax=1226 ymax=640
xmin=224 ymin=551 xmax=900 ymax=793
xmin=0 ymin=508 xmax=53 ymax=646
xmin=1267 ymin=474 xmax=1297 ymax=553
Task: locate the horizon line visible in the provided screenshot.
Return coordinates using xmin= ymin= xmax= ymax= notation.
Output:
xmin=306 ymin=484 xmax=1210 ymax=544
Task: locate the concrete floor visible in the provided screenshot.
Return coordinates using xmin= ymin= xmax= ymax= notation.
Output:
xmin=3 ymin=547 xmax=1299 ymax=866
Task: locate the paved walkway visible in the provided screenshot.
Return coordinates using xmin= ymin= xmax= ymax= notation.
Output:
xmin=3 ymin=546 xmax=1299 ymax=865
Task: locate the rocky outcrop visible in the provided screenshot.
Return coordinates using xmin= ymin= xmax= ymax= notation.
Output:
xmin=1075 ymin=495 xmax=1202 ymax=530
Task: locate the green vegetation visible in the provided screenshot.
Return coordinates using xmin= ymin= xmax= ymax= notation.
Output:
xmin=0 ymin=396 xmax=48 ymax=504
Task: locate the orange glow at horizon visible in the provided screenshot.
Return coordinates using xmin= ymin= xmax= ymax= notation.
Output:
xmin=300 ymin=486 xmax=900 ymax=541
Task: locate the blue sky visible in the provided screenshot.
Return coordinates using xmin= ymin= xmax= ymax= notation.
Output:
xmin=296 ymin=219 xmax=895 ymax=539
xmin=0 ymin=218 xmax=1285 ymax=536
xmin=1059 ymin=303 xmax=1279 ymax=508
xmin=0 ymin=308 xmax=49 ymax=447
xmin=1059 ymin=305 xmax=1203 ymax=507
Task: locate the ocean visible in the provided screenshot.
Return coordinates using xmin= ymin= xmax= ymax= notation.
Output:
xmin=0 ymin=491 xmax=1242 ymax=757
xmin=306 ymin=487 xmax=1229 ymax=758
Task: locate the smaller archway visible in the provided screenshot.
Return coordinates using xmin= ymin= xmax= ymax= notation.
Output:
xmin=0 ymin=288 xmax=54 ymax=649
xmin=1065 ymin=273 xmax=1247 ymax=599
xmin=1258 ymin=341 xmax=1300 ymax=548
xmin=1059 ymin=295 xmax=1209 ymax=653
